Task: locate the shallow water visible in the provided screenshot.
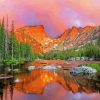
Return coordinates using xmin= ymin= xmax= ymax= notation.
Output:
xmin=3 ymin=83 xmax=100 ymax=100
xmin=0 ymin=62 xmax=100 ymax=100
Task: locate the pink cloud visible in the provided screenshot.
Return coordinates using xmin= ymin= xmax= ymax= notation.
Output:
xmin=0 ymin=0 xmax=100 ymax=37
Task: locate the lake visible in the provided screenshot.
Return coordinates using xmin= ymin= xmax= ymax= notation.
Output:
xmin=0 ymin=61 xmax=100 ymax=100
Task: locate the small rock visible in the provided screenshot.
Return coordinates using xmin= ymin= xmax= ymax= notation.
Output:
xmin=28 ymin=66 xmax=35 ymax=71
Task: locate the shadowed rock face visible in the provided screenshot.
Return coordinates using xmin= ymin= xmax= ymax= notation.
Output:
xmin=15 ymin=25 xmax=100 ymax=53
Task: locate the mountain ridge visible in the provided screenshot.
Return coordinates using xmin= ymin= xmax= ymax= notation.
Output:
xmin=15 ymin=25 xmax=100 ymax=53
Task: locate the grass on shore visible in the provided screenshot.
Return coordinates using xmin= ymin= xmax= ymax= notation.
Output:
xmin=0 ymin=59 xmax=25 ymax=65
xmin=86 ymin=63 xmax=100 ymax=72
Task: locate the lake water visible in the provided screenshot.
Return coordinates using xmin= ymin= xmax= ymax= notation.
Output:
xmin=0 ymin=61 xmax=100 ymax=100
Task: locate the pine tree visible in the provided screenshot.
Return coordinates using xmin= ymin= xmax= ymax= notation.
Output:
xmin=0 ymin=18 xmax=34 ymax=63
xmin=9 ymin=21 xmax=14 ymax=60
xmin=9 ymin=21 xmax=20 ymax=60
xmin=0 ymin=18 xmax=5 ymax=60
xmin=4 ymin=16 xmax=9 ymax=60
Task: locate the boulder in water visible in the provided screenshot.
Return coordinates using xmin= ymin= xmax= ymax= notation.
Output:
xmin=70 ymin=65 xmax=97 ymax=75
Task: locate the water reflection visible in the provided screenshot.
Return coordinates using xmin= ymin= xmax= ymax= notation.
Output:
xmin=1 ymin=68 xmax=100 ymax=100
xmin=15 ymin=70 xmax=67 ymax=94
xmin=3 ymin=82 xmax=100 ymax=100
xmin=15 ymin=69 xmax=99 ymax=94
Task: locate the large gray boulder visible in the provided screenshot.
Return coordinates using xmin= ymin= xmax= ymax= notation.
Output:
xmin=70 ymin=65 xmax=97 ymax=75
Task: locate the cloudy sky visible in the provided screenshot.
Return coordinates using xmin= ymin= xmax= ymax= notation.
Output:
xmin=0 ymin=0 xmax=100 ymax=37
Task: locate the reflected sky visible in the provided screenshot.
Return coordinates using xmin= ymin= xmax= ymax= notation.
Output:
xmin=2 ymin=69 xmax=100 ymax=100
xmin=4 ymin=83 xmax=100 ymax=100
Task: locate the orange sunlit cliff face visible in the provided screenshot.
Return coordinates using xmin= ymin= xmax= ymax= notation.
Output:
xmin=15 ymin=25 xmax=48 ymax=53
xmin=69 ymin=27 xmax=78 ymax=38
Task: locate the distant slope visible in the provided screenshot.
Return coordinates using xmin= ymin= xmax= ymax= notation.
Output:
xmin=49 ymin=26 xmax=100 ymax=51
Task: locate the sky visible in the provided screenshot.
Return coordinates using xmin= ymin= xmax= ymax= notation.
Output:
xmin=0 ymin=0 xmax=100 ymax=37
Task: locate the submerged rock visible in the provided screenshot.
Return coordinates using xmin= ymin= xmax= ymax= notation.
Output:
xmin=27 ymin=65 xmax=62 ymax=71
xmin=6 ymin=67 xmax=12 ymax=72
xmin=28 ymin=66 xmax=35 ymax=71
xmin=42 ymin=65 xmax=58 ymax=70
xmin=13 ymin=69 xmax=20 ymax=73
xmin=70 ymin=65 xmax=97 ymax=76
xmin=14 ymin=78 xmax=20 ymax=83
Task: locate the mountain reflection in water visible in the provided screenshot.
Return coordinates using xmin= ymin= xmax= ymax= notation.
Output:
xmin=15 ymin=70 xmax=67 ymax=94
xmin=2 ymin=69 xmax=100 ymax=100
xmin=15 ymin=69 xmax=99 ymax=93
